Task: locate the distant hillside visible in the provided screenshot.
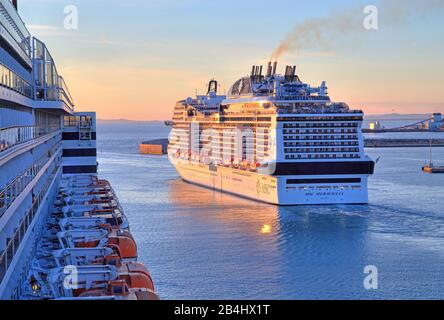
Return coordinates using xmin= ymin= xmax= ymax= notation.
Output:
xmin=364 ymin=114 xmax=432 ymax=121
xmin=97 ymin=119 xmax=165 ymax=124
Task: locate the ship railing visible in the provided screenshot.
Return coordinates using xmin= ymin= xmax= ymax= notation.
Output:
xmin=276 ymin=109 xmax=364 ymax=115
xmin=0 ymin=154 xmax=61 ymax=285
xmin=44 ymin=86 xmax=75 ymax=111
xmin=0 ymin=144 xmax=61 ymax=218
xmin=0 ymin=125 xmax=60 ymax=154
xmin=58 ymin=76 xmax=74 ymax=107
xmin=275 ymin=95 xmax=330 ymax=102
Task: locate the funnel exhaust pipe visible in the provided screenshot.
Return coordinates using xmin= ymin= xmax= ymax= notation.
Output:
xmin=285 ymin=65 xmax=292 ymax=81
xmin=266 ymin=62 xmax=272 ymax=77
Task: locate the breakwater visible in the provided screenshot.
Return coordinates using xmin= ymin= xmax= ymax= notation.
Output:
xmin=365 ymin=139 xmax=444 ymax=148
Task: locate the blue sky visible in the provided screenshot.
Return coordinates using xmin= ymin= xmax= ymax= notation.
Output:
xmin=18 ymin=0 xmax=444 ymax=119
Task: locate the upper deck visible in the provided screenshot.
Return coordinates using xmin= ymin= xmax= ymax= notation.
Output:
xmin=174 ymin=62 xmax=363 ymax=124
xmin=226 ymin=63 xmax=329 ymax=102
xmin=0 ymin=0 xmax=32 ymax=68
xmin=0 ymin=1 xmax=75 ymax=113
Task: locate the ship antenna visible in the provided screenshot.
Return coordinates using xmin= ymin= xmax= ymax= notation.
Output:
xmin=429 ymin=139 xmax=433 ymax=165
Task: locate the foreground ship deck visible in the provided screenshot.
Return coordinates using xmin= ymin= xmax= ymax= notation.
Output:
xmin=20 ymin=175 xmax=158 ymax=300
xmin=168 ymin=63 xmax=375 ymax=205
xmin=0 ymin=0 xmax=158 ymax=299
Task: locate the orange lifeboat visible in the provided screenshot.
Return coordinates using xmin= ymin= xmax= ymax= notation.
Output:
xmin=108 ymin=231 xmax=138 ymax=260
xmin=77 ymin=240 xmax=101 ymax=248
xmin=103 ymin=255 xmax=155 ymax=292
xmin=65 ymin=230 xmax=138 ymax=260
xmin=78 ymin=280 xmax=159 ymax=300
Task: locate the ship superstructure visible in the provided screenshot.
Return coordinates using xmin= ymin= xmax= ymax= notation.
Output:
xmin=0 ymin=1 xmax=157 ymax=300
xmin=168 ymin=62 xmax=375 ymax=205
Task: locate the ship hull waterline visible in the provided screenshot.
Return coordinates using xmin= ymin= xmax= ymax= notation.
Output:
xmin=173 ymin=162 xmax=370 ymax=206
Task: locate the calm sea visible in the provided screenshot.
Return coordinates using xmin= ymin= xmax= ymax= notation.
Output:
xmin=97 ymin=120 xmax=444 ymax=300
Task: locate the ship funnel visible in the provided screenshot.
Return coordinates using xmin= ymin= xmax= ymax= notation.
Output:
xmin=266 ymin=62 xmax=272 ymax=77
xmin=284 ymin=65 xmax=291 ymax=81
xmin=251 ymin=65 xmax=263 ymax=82
xmin=292 ymin=66 xmax=297 ymax=82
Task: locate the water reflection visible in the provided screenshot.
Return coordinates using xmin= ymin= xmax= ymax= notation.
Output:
xmin=167 ymin=178 xmax=281 ymax=236
xmin=261 ymin=224 xmax=272 ymax=234
xmin=167 ymin=178 xmax=378 ymax=299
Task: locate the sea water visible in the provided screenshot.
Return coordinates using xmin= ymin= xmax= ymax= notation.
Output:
xmin=97 ymin=121 xmax=444 ymax=300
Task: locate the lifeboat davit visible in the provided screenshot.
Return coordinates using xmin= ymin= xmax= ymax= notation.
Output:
xmin=58 ymin=229 xmax=138 ymax=260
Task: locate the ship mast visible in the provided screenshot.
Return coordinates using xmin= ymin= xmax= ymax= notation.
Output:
xmin=429 ymin=139 xmax=433 ymax=166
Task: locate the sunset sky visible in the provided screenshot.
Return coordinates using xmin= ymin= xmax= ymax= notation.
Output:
xmin=20 ymin=0 xmax=444 ymax=120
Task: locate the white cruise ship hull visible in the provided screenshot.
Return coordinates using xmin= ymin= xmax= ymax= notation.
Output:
xmin=174 ymin=162 xmax=369 ymax=205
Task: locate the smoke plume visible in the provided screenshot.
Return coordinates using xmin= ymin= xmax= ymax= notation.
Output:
xmin=271 ymin=0 xmax=444 ymax=60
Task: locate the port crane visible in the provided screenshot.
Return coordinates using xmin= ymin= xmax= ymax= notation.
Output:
xmin=365 ymin=113 xmax=443 ymax=133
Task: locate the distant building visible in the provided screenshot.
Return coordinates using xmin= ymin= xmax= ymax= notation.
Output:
xmin=139 ymin=139 xmax=168 ymax=155
xmin=425 ymin=113 xmax=442 ymax=131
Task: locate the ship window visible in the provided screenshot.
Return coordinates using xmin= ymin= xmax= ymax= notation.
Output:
xmin=79 ymin=132 xmax=91 ymax=140
xmin=64 ymin=116 xmax=77 ymax=127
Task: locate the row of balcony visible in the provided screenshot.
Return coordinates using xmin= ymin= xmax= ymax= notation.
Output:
xmin=0 ymin=125 xmax=59 ymax=154
xmin=0 ymin=0 xmax=32 ymax=67
xmin=0 ymin=153 xmax=61 ymax=285
xmin=0 ymin=143 xmax=60 ymax=217
xmin=0 ymin=63 xmax=32 ymax=98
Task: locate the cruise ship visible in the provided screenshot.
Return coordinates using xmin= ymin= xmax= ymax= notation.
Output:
xmin=0 ymin=1 xmax=157 ymax=300
xmin=168 ymin=62 xmax=375 ymax=205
